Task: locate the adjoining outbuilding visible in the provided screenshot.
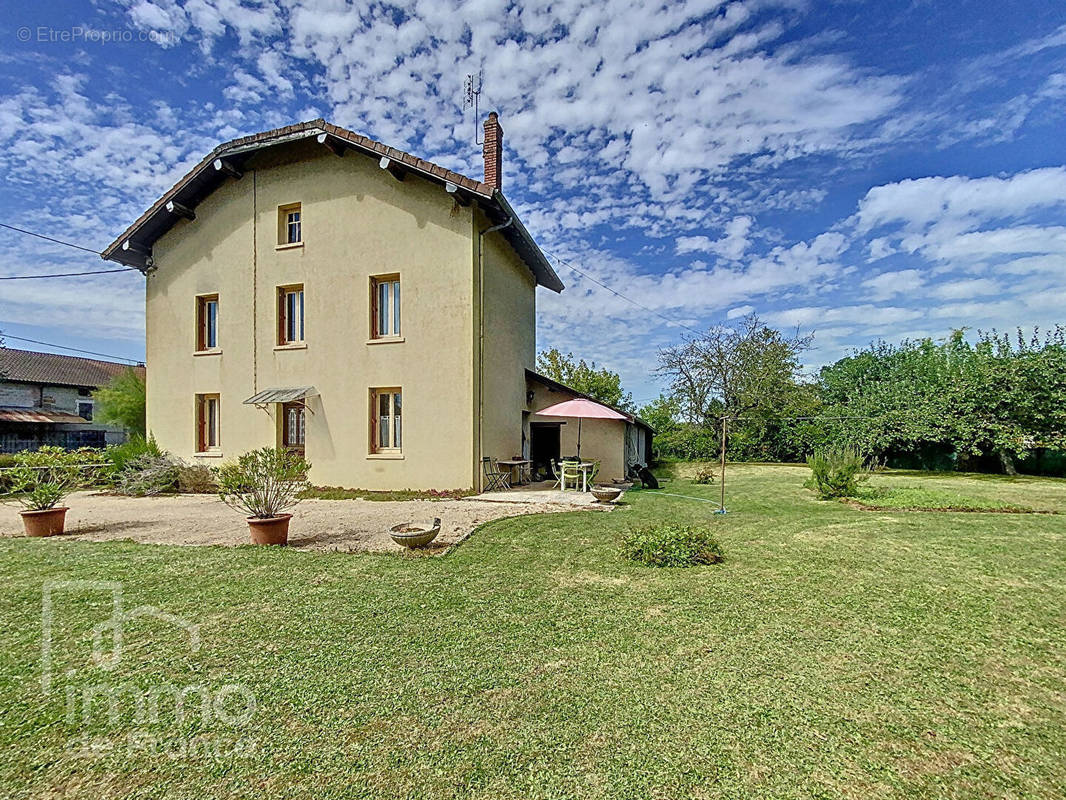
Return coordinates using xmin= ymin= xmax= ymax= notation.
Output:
xmin=524 ymin=370 xmax=653 ymax=484
xmin=0 ymin=348 xmax=143 ymax=453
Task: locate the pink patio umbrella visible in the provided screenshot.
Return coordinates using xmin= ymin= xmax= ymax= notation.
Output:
xmin=533 ymin=398 xmax=629 ymax=459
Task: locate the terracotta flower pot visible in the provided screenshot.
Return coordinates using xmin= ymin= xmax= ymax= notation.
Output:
xmin=246 ymin=513 xmax=292 ymax=545
xmin=20 ymin=507 xmax=69 ymax=537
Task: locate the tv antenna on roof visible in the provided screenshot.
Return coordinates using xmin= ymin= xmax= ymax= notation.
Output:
xmin=464 ymin=72 xmax=483 ymax=145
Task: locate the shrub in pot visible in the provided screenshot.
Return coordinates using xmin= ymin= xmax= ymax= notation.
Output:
xmin=215 ymin=448 xmax=310 ymax=545
xmin=2 ymin=447 xmax=85 ymax=536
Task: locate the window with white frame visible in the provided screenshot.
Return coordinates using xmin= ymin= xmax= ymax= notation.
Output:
xmin=370 ymin=275 xmax=401 ymax=338
xmin=196 ymin=394 xmax=220 ymax=452
xmin=370 ymin=388 xmax=402 ymax=453
xmin=196 ymin=294 xmax=219 ymax=351
xmin=278 ymin=285 xmax=305 ymax=344
xmin=278 ymin=203 xmax=302 ymax=245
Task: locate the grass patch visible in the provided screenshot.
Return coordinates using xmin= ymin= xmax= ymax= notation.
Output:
xmin=847 ymin=484 xmax=1037 ymax=513
xmin=2 ymin=463 xmax=1066 ymax=798
xmin=299 ymin=485 xmax=475 ymax=501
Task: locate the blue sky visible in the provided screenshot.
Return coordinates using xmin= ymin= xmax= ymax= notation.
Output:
xmin=1 ymin=1 xmax=1064 ymax=404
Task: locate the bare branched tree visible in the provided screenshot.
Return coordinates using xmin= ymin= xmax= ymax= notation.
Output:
xmin=655 ymin=314 xmax=813 ymax=428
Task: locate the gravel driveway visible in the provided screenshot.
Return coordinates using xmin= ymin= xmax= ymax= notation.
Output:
xmin=0 ymin=491 xmax=594 ymax=553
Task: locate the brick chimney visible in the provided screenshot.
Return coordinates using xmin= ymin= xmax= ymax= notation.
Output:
xmin=483 ymin=112 xmax=503 ymax=191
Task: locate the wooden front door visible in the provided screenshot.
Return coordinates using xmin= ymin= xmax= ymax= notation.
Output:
xmin=281 ymin=402 xmax=306 ymax=456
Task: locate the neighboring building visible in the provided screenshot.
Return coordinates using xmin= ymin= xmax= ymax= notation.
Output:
xmin=103 ymin=115 xmax=648 ymax=489
xmin=0 ymin=348 xmax=143 ymax=453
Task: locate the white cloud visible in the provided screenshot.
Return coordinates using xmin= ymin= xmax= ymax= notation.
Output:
xmin=861 ymin=268 xmax=924 ymax=301
xmin=676 ymin=216 xmax=753 ymax=259
xmin=726 ymin=304 xmax=754 ymax=319
xmin=856 ymin=168 xmax=1066 ymax=233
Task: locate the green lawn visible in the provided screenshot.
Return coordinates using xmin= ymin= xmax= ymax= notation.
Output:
xmin=2 ymin=464 xmax=1065 ymax=799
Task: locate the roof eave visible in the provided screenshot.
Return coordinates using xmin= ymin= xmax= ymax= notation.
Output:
xmin=525 ymin=369 xmax=653 ymax=432
xmin=491 ymin=192 xmax=564 ymax=293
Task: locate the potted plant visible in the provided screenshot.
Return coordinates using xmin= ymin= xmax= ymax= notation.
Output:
xmin=215 ymin=447 xmax=310 ymax=545
xmin=3 ymin=447 xmax=84 ymax=537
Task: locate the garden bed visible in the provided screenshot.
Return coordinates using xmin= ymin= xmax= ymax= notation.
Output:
xmin=842 ymin=485 xmax=1049 ymax=513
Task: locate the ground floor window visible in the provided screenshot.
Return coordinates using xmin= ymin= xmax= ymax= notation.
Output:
xmin=370 ymin=388 xmax=401 ymax=453
xmin=196 ymin=394 xmax=220 ymax=452
xmin=282 ymin=401 xmax=306 ymax=455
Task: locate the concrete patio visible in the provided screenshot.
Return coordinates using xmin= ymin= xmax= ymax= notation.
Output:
xmin=467 ymin=480 xmax=629 ymax=508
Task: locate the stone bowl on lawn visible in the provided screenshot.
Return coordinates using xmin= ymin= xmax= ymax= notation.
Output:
xmin=389 ymin=518 xmax=442 ymax=548
xmin=591 ymin=486 xmax=623 ymax=504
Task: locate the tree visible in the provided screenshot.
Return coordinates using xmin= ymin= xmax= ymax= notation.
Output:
xmin=94 ymin=368 xmax=147 ymax=438
xmin=819 ymin=327 xmax=1066 ymax=473
xmin=536 ymin=348 xmax=634 ymax=410
xmin=655 ymin=314 xmax=814 ymax=460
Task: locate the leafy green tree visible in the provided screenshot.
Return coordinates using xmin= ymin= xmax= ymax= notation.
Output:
xmin=536 ymin=348 xmax=634 ymax=410
xmin=820 ymin=328 xmax=1066 ymax=473
xmin=655 ymin=315 xmax=814 ymax=461
xmin=94 ymin=368 xmax=146 ymax=438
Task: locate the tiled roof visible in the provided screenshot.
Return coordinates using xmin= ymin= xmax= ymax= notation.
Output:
xmin=0 ymin=348 xmax=144 ymax=388
xmin=101 ymin=119 xmax=564 ymax=292
xmin=525 ymin=370 xmax=654 ymax=432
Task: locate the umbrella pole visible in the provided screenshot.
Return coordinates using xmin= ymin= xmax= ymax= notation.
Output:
xmin=577 ymin=418 xmax=582 ymax=459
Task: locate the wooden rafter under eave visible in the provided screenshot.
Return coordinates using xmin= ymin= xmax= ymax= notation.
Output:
xmin=378 ymin=156 xmax=406 ymax=182
xmin=316 ymin=132 xmax=346 ymax=157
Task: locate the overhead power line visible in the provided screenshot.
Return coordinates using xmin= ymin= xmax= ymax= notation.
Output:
xmin=1 ymin=334 xmax=143 ymax=365
xmin=543 ymin=249 xmax=709 ymax=340
xmin=0 ymin=221 xmax=142 ymax=280
xmin=0 ymin=222 xmax=104 ymax=255
xmin=0 ymin=268 xmax=135 ymax=281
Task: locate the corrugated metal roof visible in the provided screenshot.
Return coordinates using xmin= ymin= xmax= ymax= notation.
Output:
xmin=0 ymin=407 xmax=88 ymax=424
xmin=0 ymin=348 xmax=144 ymax=388
xmin=243 ymin=386 xmax=317 ymax=405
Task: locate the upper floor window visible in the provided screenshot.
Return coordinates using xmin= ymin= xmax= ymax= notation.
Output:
xmin=371 ymin=275 xmax=401 ymax=338
xmin=77 ymin=401 xmax=93 ymax=421
xmin=278 ymin=285 xmax=305 ymax=345
xmin=196 ymin=294 xmax=219 ymax=351
xmin=278 ymin=203 xmax=302 ymax=246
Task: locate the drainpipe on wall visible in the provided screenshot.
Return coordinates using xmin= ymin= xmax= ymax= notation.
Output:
xmin=476 ymin=214 xmax=513 ymax=489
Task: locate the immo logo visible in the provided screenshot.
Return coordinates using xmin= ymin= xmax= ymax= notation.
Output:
xmin=41 ymin=581 xmax=257 ymax=759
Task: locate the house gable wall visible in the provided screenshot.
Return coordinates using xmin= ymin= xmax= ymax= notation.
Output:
xmin=147 ymin=139 xmax=478 ymax=489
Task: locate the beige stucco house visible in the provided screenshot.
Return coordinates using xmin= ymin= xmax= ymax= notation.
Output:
xmin=104 ymin=116 xmax=649 ymax=490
